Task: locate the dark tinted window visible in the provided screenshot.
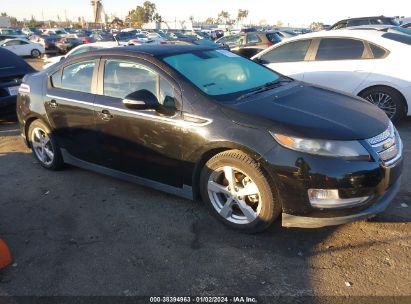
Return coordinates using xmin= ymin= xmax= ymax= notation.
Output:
xmin=260 ymin=40 xmax=311 ymax=63
xmin=266 ymin=32 xmax=282 ymax=43
xmin=103 ymin=60 xmax=158 ymax=99
xmin=247 ymin=33 xmax=262 ymax=44
xmin=331 ymin=21 xmax=348 ymax=30
xmin=369 ymin=43 xmax=387 ymax=59
xmin=382 ymin=32 xmax=411 ymax=45
xmin=348 ymin=19 xmax=370 ymax=26
xmin=60 ymin=60 xmax=95 ymax=93
xmin=316 ymin=38 xmax=365 ymax=60
xmin=4 ymin=40 xmax=25 ymax=46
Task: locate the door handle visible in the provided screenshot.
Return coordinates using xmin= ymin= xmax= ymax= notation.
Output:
xmin=50 ymin=99 xmax=58 ymax=108
xmin=100 ymin=109 xmax=113 ymax=121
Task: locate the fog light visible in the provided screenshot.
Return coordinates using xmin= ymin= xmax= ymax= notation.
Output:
xmin=308 ymin=189 xmax=370 ymax=209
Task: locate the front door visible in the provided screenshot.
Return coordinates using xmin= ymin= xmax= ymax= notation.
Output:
xmin=93 ymin=57 xmax=184 ymax=187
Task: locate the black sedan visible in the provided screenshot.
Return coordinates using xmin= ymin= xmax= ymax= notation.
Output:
xmin=0 ymin=48 xmax=35 ymax=118
xmin=16 ymin=45 xmax=403 ymax=232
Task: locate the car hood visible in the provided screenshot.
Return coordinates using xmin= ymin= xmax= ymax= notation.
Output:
xmin=220 ymin=82 xmax=389 ymax=140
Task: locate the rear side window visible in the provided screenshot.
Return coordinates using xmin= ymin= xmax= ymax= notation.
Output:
xmin=348 ymin=19 xmax=370 ymax=27
xmin=266 ymin=33 xmax=282 ymax=43
xmin=369 ymin=43 xmax=387 ymax=59
xmin=260 ymin=40 xmax=311 ymax=63
xmin=315 ymin=38 xmax=365 ymax=60
xmin=58 ymin=60 xmax=95 ymax=93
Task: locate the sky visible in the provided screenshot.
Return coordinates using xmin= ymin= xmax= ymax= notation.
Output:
xmin=1 ymin=0 xmax=410 ymax=27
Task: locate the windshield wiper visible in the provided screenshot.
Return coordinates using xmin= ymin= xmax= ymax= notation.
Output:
xmin=237 ymin=77 xmax=293 ymax=101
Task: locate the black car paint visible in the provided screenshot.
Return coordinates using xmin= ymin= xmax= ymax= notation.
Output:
xmin=17 ymin=45 xmax=402 ymax=227
xmin=0 ymin=48 xmax=36 ymax=116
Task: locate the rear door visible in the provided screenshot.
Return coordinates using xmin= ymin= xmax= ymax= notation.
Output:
xmin=303 ymin=37 xmax=376 ymax=93
xmin=45 ymin=57 xmax=99 ymax=162
xmin=258 ymin=39 xmax=313 ymax=81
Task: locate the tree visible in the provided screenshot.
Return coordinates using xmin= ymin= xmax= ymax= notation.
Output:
xmin=1 ymin=12 xmax=7 ymax=17
xmin=126 ymin=1 xmax=161 ymax=27
xmin=236 ymin=9 xmax=248 ymax=25
xmin=217 ymin=11 xmax=230 ymax=24
xmin=309 ymin=21 xmax=324 ymax=31
xmin=204 ymin=17 xmax=214 ymax=25
xmin=27 ymin=15 xmax=42 ymax=28
xmin=189 ymin=15 xmax=194 ymax=23
xmin=275 ymin=20 xmax=284 ymax=28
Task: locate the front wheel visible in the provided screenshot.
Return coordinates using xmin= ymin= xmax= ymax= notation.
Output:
xmin=200 ymin=150 xmax=281 ymax=233
xmin=28 ymin=120 xmax=63 ymax=170
xmin=359 ymin=86 xmax=406 ymax=123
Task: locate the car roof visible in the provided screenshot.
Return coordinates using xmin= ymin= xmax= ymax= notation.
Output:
xmin=284 ymin=29 xmax=387 ymax=41
xmin=85 ymin=44 xmax=216 ymax=58
xmin=336 ymin=16 xmax=394 ymax=22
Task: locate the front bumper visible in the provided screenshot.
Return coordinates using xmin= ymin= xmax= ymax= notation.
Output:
xmin=262 ymin=142 xmax=403 ymax=228
xmin=282 ymin=176 xmax=401 ymax=228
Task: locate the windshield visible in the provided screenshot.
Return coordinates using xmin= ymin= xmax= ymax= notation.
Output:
xmin=1 ymin=29 xmax=20 ymax=35
xmin=162 ymin=50 xmax=280 ymax=98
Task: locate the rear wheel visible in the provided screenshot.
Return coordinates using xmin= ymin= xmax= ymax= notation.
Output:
xmin=359 ymin=86 xmax=406 ymax=123
xmin=31 ymin=49 xmax=41 ymax=58
xmin=28 ymin=120 xmax=63 ymax=170
xmin=200 ymin=150 xmax=281 ymax=233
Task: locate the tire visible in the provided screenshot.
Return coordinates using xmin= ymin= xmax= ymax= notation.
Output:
xmin=31 ymin=49 xmax=41 ymax=58
xmin=200 ymin=150 xmax=281 ymax=233
xmin=28 ymin=120 xmax=63 ymax=170
xmin=359 ymin=86 xmax=406 ymax=123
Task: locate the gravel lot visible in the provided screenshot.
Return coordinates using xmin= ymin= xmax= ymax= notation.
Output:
xmin=0 ymin=58 xmax=410 ymax=299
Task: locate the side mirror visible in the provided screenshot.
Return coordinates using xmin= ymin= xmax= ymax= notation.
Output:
xmin=60 ymin=56 xmax=65 ymax=61
xmin=123 ymin=89 xmax=159 ymax=110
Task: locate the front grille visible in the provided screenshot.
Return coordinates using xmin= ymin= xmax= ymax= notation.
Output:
xmin=366 ymin=122 xmax=402 ymax=167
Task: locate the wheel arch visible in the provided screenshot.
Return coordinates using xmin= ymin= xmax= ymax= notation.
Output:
xmin=357 ymin=84 xmax=408 ymax=114
xmin=24 ymin=115 xmax=53 ymax=148
xmin=190 ymin=142 xmax=267 ymax=200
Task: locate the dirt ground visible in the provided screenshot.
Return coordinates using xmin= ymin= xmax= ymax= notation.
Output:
xmin=0 ymin=58 xmax=409 ymax=299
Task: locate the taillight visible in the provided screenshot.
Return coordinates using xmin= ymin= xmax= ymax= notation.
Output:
xmin=160 ymin=41 xmax=168 ymax=44
xmin=265 ymin=42 xmax=273 ymax=47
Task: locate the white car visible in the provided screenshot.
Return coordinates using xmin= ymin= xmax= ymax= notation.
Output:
xmin=0 ymin=38 xmax=44 ymax=58
xmin=43 ymin=41 xmax=124 ymax=69
xmin=252 ymin=30 xmax=411 ymax=122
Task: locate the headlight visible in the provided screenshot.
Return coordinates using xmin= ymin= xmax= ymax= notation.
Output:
xmin=271 ymin=133 xmax=370 ymax=159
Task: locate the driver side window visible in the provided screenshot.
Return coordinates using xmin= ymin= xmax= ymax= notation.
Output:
xmin=102 ymin=60 xmax=180 ymax=109
xmin=103 ymin=60 xmax=158 ymax=100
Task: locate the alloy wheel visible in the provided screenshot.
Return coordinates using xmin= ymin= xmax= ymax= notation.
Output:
xmin=31 ymin=127 xmax=54 ymax=166
xmin=207 ymin=166 xmax=262 ymax=225
xmin=365 ymin=92 xmax=396 ymax=119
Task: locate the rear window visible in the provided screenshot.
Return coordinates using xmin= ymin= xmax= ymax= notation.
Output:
xmin=382 ymin=32 xmax=411 ymax=45
xmin=315 ymin=38 xmax=365 ymax=60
